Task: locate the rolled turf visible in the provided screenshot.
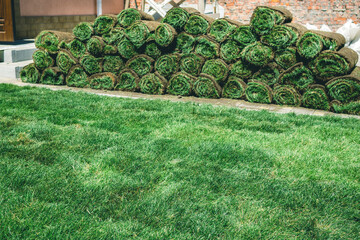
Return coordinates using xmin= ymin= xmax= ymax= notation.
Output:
xmin=245 ymin=80 xmax=273 ymax=104
xmin=176 ymin=32 xmax=196 ymax=53
xmin=260 ymin=25 xmax=298 ymax=49
xmin=193 ymin=73 xmax=222 ymax=98
xmin=40 ymin=67 xmax=65 ymax=85
xmin=222 ymin=76 xmax=247 ymax=99
xmin=184 ymin=13 xmax=214 ymax=35
xmin=220 ymin=39 xmax=243 ymax=63
xmin=279 ymin=62 xmax=314 ymax=91
xmin=73 ymin=22 xmax=94 ymax=41
xmin=154 ymin=23 xmax=177 ymax=47
xmin=66 ymin=65 xmax=89 ymax=88
xmin=180 ymin=53 xmax=205 ymax=77
xmin=167 ymin=72 xmax=196 ymax=96
xmin=208 ymin=18 xmax=241 ymax=42
xmin=103 ymin=55 xmax=124 ymax=74
xmin=241 ymin=42 xmax=273 ymax=67
xmin=93 ymin=14 xmax=117 ymax=35
xmin=154 ymin=53 xmax=181 ymax=78
xmin=139 ymin=72 xmax=168 ymax=95
xmin=144 ymin=42 xmax=162 ymax=60
xmin=117 ymin=37 xmax=138 ymax=59
xmin=35 ymin=30 xmax=73 ymax=54
xmin=87 ymin=36 xmax=105 ymax=57
xmin=125 ymin=20 xmax=161 ymax=48
xmin=273 ymin=84 xmax=301 ymax=106
xmin=56 ymin=49 xmax=77 ymax=73
xmin=79 ymin=54 xmax=102 ymax=75
xmin=162 ymin=7 xmax=199 ymax=32
xmin=230 ymin=25 xmax=257 ymax=47
xmin=102 ymin=27 xmax=125 ymax=45
xmin=325 ymin=70 xmax=360 ymax=103
xmin=67 ymin=38 xmax=87 ymax=59
xmin=115 ymin=68 xmax=140 ymax=92
xmin=117 ymin=8 xmax=154 ymax=28
xmin=309 ymin=47 xmax=358 ymax=81
xmin=126 ymin=54 xmax=154 ymax=77
xmin=194 ymin=36 xmax=220 ymax=59
xmin=201 ymin=58 xmax=229 ymax=86
xmin=332 ymin=100 xmax=360 ymax=115
xmin=229 ymin=59 xmax=254 ymax=80
xmin=32 ymin=50 xmax=54 ymax=71
xmin=302 ymin=85 xmax=330 ymax=111
xmin=20 ymin=63 xmax=40 ymax=83
xmin=252 ymin=63 xmax=282 ymax=86
xmin=89 ymin=72 xmax=116 ymax=90
xmin=274 ymin=47 xmax=297 ymax=70
xmin=103 ymin=44 xmax=118 ymax=55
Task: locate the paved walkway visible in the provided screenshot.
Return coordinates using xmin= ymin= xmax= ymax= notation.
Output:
xmin=1 ymin=77 xmax=359 ymax=120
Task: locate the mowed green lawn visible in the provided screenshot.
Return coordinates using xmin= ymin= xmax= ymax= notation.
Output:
xmin=0 ymin=84 xmax=359 ymax=239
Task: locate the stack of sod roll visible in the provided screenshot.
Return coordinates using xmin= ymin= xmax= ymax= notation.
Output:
xmin=20 ymin=6 xmax=360 ymax=115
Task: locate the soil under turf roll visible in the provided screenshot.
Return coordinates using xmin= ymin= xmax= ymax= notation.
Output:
xmin=252 ymin=62 xmax=282 ymax=86
xmin=220 ymin=39 xmax=243 ymax=63
xmin=56 ymin=49 xmax=77 ymax=73
xmin=89 ymin=72 xmax=116 ymax=90
xmin=274 ymin=47 xmax=297 ymax=70
xmin=117 ymin=37 xmax=138 ymax=59
xmin=167 ymin=72 xmax=197 ymax=96
xmin=73 ymin=22 xmax=94 ymax=41
xmin=241 ymin=42 xmax=273 ymax=67
xmin=154 ymin=23 xmax=177 ymax=47
xmin=193 ymin=73 xmax=222 ymax=98
xmin=260 ymin=25 xmax=298 ymax=49
xmin=184 ymin=13 xmax=214 ymax=36
xmin=325 ymin=68 xmax=360 ymax=103
xmin=102 ymin=27 xmax=125 ymax=45
xmin=229 ymin=59 xmax=254 ymax=80
xmin=201 ymin=58 xmax=229 ymax=86
xmin=332 ymin=100 xmax=360 ymax=115
xmin=302 ymin=84 xmax=330 ymax=111
xmin=115 ymin=68 xmax=140 ymax=91
xmin=208 ymin=18 xmax=242 ymax=42
xmin=230 ymin=25 xmax=256 ymax=47
xmin=66 ymin=65 xmax=89 ymax=88
xmin=180 ymin=53 xmax=205 ymax=76
xmin=126 ymin=54 xmax=154 ymax=77
xmin=309 ymin=47 xmax=358 ymax=82
xmin=103 ymin=55 xmax=124 ymax=74
xmin=93 ymin=14 xmax=117 ymax=35
xmin=176 ymin=32 xmax=196 ymax=53
xmin=20 ymin=63 xmax=40 ymax=83
xmin=162 ymin=7 xmax=199 ymax=32
xmin=80 ymin=54 xmax=102 ymax=75
xmin=154 ymin=53 xmax=181 ymax=79
xmin=32 ymin=50 xmax=54 ymax=71
xmin=273 ymin=84 xmax=301 ymax=106
xmin=194 ymin=35 xmax=220 ymax=59
xmin=87 ymin=36 xmax=105 ymax=57
xmin=40 ymin=67 xmax=65 ymax=85
xmin=279 ymin=62 xmax=314 ymax=91
xmin=125 ymin=20 xmax=161 ymax=48
xmin=117 ymin=8 xmax=154 ymax=28
xmin=245 ymin=80 xmax=273 ymax=104
xmin=145 ymin=42 xmax=162 ymax=60
xmin=35 ymin=31 xmax=73 ymax=54
xmin=222 ymin=76 xmax=247 ymax=99
xmin=139 ymin=72 xmax=168 ymax=95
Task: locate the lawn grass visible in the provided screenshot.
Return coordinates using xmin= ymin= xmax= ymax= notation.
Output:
xmin=0 ymin=83 xmax=359 ymax=239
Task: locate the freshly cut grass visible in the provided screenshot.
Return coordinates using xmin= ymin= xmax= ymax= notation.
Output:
xmin=260 ymin=25 xmax=297 ymax=49
xmin=252 ymin=63 xmax=282 ymax=86
xmin=201 ymin=59 xmax=229 ymax=86
xmin=230 ymin=25 xmax=256 ymax=47
xmin=125 ymin=21 xmax=160 ymax=48
xmin=176 ymin=32 xmax=196 ymax=53
xmin=154 ymin=23 xmax=177 ymax=47
xmin=296 ymin=32 xmax=323 ymax=59
xmin=194 ymin=36 xmax=220 ymax=59
xmin=220 ymin=39 xmax=243 ymax=63
xmin=73 ymin=22 xmax=94 ymax=41
xmin=274 ymin=47 xmax=297 ymax=70
xmin=193 ymin=73 xmax=222 ymax=98
xmin=89 ymin=72 xmax=116 ymax=90
xmin=115 ymin=68 xmax=140 ymax=91
xmin=1 ymin=84 xmax=360 ymax=239
xmin=250 ymin=7 xmax=281 ymax=35
xmin=144 ymin=42 xmax=162 ymax=60
xmin=155 ymin=53 xmax=180 ymax=79
xmin=67 ymin=39 xmax=87 ymax=59
xmin=241 ymin=42 xmax=273 ymax=67
xmin=35 ymin=31 xmax=73 ymax=54
xmin=180 ymin=53 xmax=205 ymax=77
xmin=208 ymin=18 xmax=240 ymax=42
xmin=103 ymin=44 xmax=118 ymax=55
xmin=273 ymin=84 xmax=301 ymax=106
xmin=246 ymin=80 xmax=273 ymax=104
xmin=167 ymin=72 xmax=196 ymax=96
xmin=222 ymin=76 xmax=247 ymax=99
xmin=162 ymin=7 xmax=199 ymax=31
xmin=117 ymin=38 xmax=138 ymax=59
xmin=20 ymin=63 xmax=40 ymax=83
xmin=117 ymin=8 xmax=154 ymax=28
xmin=102 ymin=27 xmax=125 ymax=45
xmin=302 ymin=85 xmax=330 ymax=111
xmin=229 ymin=59 xmax=254 ymax=79
xmin=66 ymin=65 xmax=89 ymax=88
xmin=80 ymin=54 xmax=102 ymax=75
xmin=32 ymin=50 xmax=54 ymax=71
xmin=93 ymin=14 xmax=117 ymax=35
xmin=332 ymin=100 xmax=360 ymax=115
xmin=126 ymin=54 xmax=154 ymax=77
xmin=103 ymin=55 xmax=124 ymax=74
xmin=40 ymin=67 xmax=65 ymax=85
xmin=139 ymin=72 xmax=167 ymax=94
xmin=326 ymin=72 xmax=360 ymax=103
xmin=279 ymin=62 xmax=314 ymax=91
xmin=56 ymin=49 xmax=77 ymax=73
xmin=184 ymin=14 xmax=214 ymax=35
xmin=87 ymin=36 xmax=105 ymax=57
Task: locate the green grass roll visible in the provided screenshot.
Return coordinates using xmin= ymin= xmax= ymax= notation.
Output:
xmin=162 ymin=7 xmax=199 ymax=31
xmin=193 ymin=73 xmax=222 ymax=98
xmin=241 ymin=42 xmax=273 ymax=67
xmin=125 ymin=20 xmax=161 ymax=48
xmin=126 ymin=54 xmax=154 ymax=77
xmin=222 ymin=76 xmax=247 ymax=99
xmin=117 ymin=8 xmax=154 ymax=28
xmin=229 ymin=59 xmax=254 ymax=80
xmin=102 ymin=27 xmax=125 ymax=45
xmin=145 ymin=42 xmax=162 ymax=60
xmin=89 ymin=72 xmax=116 ymax=90
xmin=180 ymin=53 xmax=205 ymax=77
xmin=220 ymin=39 xmax=243 ymax=63
xmin=302 ymin=85 xmax=330 ymax=111
xmin=155 ymin=53 xmax=180 ymax=79
xmin=115 ymin=68 xmax=140 ymax=92
xmin=184 ymin=13 xmax=214 ymax=35
xmin=208 ymin=18 xmax=241 ymax=42
xmin=332 ymin=100 xmax=360 ymax=115
xmin=87 ymin=36 xmax=105 ymax=57
xmin=32 ymin=50 xmax=54 ymax=71
xmin=35 ymin=31 xmax=73 ymax=54
xmin=273 ymin=85 xmax=301 ymax=106
xmin=274 ymin=47 xmax=297 ymax=70
xmin=279 ymin=62 xmax=314 ymax=91
xmin=139 ymin=72 xmax=168 ymax=95
xmin=40 ymin=67 xmax=65 ymax=85
xmin=66 ymin=65 xmax=89 ymax=88
xmin=20 ymin=63 xmax=40 ymax=83
xmin=230 ymin=25 xmax=256 ymax=47
xmin=252 ymin=63 xmax=282 ymax=86
xmin=73 ymin=22 xmax=94 ymax=41
xmin=260 ymin=25 xmax=297 ymax=49
xmin=80 ymin=54 xmax=102 ymax=75
xmin=67 ymin=39 xmax=87 ymax=59
xmin=194 ymin=36 xmax=220 ymax=59
xmin=201 ymin=59 xmax=229 ymax=86
xmin=176 ymin=32 xmax=196 ymax=53
xmin=245 ymin=80 xmax=273 ymax=104
xmin=117 ymin=37 xmax=138 ymax=59
xmin=103 ymin=55 xmax=124 ymax=74
xmin=154 ymin=23 xmax=177 ymax=47
xmin=93 ymin=14 xmax=117 ymax=35
xmin=167 ymin=72 xmax=196 ymax=96
xmin=325 ymin=70 xmax=360 ymax=103
xmin=56 ymin=49 xmax=77 ymax=73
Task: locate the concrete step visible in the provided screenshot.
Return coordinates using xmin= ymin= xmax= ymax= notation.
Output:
xmin=0 ymin=60 xmax=34 ymax=79
xmin=0 ymin=40 xmax=36 ymax=63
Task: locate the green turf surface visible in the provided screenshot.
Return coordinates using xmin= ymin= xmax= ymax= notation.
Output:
xmin=0 ymin=84 xmax=360 ymax=239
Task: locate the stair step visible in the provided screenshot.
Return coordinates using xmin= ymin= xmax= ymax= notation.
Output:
xmin=0 ymin=60 xmax=34 ymax=79
xmin=0 ymin=40 xmax=36 ymax=63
